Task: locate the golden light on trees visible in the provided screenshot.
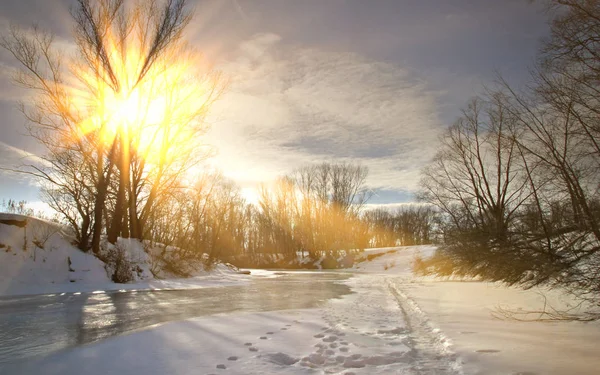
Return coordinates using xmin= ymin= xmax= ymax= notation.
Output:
xmin=72 ymin=21 xmax=219 ymax=167
xmin=1 ymin=0 xmax=223 ymax=251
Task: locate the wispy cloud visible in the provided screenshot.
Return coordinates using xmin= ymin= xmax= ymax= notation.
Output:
xmin=207 ymin=33 xmax=442 ymax=199
xmin=0 ymin=141 xmax=45 ymax=182
xmin=0 ymin=141 xmax=46 ymax=201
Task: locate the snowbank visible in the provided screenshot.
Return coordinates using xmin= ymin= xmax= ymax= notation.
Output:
xmin=0 ymin=213 xmax=110 ymax=296
xmin=351 ymin=245 xmax=436 ymax=275
xmin=0 ymin=213 xmax=246 ymax=296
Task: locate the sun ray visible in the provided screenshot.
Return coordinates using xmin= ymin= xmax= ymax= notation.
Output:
xmin=66 ymin=13 xmax=219 ymax=169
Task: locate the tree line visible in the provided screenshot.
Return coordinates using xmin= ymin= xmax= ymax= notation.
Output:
xmin=141 ymin=163 xmax=435 ymax=269
xmin=418 ymin=0 xmax=600 ymax=312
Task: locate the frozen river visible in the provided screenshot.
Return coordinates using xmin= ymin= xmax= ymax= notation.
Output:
xmin=0 ymin=271 xmax=352 ymax=364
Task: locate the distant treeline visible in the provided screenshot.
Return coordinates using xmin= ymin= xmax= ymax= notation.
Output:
xmin=145 ymin=162 xmax=435 ymax=269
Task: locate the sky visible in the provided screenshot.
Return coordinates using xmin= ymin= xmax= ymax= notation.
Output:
xmin=0 ymin=0 xmax=550 ymax=209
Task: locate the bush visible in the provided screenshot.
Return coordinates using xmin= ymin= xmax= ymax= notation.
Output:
xmin=101 ymin=244 xmax=134 ymax=283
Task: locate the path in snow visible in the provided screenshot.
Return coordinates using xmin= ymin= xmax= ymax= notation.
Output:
xmin=392 ymin=277 xmax=600 ymax=375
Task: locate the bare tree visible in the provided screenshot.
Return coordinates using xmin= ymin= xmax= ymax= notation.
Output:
xmin=288 ymin=162 xmax=370 ymax=256
xmin=363 ymin=206 xmax=436 ymax=248
xmin=1 ymin=0 xmax=222 ymax=253
xmin=421 ymin=96 xmax=527 ymax=241
xmin=419 ymin=94 xmax=535 ymax=282
xmin=418 ymin=1 xmax=600 ymax=313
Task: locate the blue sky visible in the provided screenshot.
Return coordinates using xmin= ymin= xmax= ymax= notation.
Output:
xmin=0 ymin=0 xmax=550 ymax=207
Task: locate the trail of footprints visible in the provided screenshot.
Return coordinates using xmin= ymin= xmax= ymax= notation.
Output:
xmin=297 ymin=322 xmax=410 ymax=372
xmin=208 ymin=316 xmax=411 ymax=374
xmin=207 ymin=280 xmax=501 ymax=374
xmin=210 ymin=323 xmax=297 ymax=372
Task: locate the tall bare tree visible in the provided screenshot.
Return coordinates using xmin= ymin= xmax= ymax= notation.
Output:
xmin=419 ymin=1 xmax=600 ymax=313
xmin=1 ymin=0 xmax=222 ymax=253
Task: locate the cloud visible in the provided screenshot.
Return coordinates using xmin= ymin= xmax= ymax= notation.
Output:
xmin=0 ymin=141 xmax=47 ymax=201
xmin=0 ymin=141 xmax=45 ymax=182
xmin=206 ymin=33 xmax=442 ymax=198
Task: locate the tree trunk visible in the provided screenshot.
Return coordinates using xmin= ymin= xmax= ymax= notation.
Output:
xmin=108 ymin=177 xmax=125 ymax=244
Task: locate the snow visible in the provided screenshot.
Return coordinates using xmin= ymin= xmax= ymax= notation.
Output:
xmin=2 ymin=275 xmax=418 ymax=375
xmin=0 ymin=213 xmax=247 ymax=296
xmin=354 ymin=246 xmax=600 ymax=375
xmin=393 ymin=277 xmax=600 ymax=375
xmin=2 ymin=223 xmax=600 ymax=375
xmin=0 ymin=213 xmax=111 ymax=295
xmin=352 ymin=245 xmax=436 ymax=275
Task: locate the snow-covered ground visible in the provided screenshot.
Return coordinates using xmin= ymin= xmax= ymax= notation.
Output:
xmin=354 ymin=247 xmax=600 ymax=375
xmin=2 ymin=217 xmax=600 ymax=375
xmin=0 ymin=213 xmax=246 ymax=296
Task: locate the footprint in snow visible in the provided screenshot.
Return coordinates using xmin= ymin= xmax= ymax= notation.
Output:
xmin=249 ymin=347 xmax=259 ymax=352
xmin=264 ymin=352 xmax=299 ymax=366
xmin=343 ymin=359 xmax=365 ymax=369
xmin=260 ymin=336 xmax=268 ymax=340
xmin=227 ymin=356 xmax=238 ymax=361
xmin=216 ymin=364 xmax=226 ymax=369
xmin=266 ymin=331 xmax=274 ymax=335
xmin=244 ymin=342 xmax=253 ymax=346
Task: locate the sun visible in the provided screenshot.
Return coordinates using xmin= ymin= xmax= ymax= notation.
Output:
xmin=70 ymin=24 xmax=217 ymax=167
xmin=241 ymin=186 xmax=260 ymax=205
xmin=104 ymin=89 xmax=141 ymax=131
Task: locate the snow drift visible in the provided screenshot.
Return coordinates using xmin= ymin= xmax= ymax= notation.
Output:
xmin=0 ymin=213 xmax=242 ymax=296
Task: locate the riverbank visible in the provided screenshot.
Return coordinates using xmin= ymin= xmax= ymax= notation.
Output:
xmin=3 ymin=245 xmax=600 ymax=374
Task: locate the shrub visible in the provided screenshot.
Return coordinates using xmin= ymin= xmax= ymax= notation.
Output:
xmin=101 ymin=244 xmax=134 ymax=283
